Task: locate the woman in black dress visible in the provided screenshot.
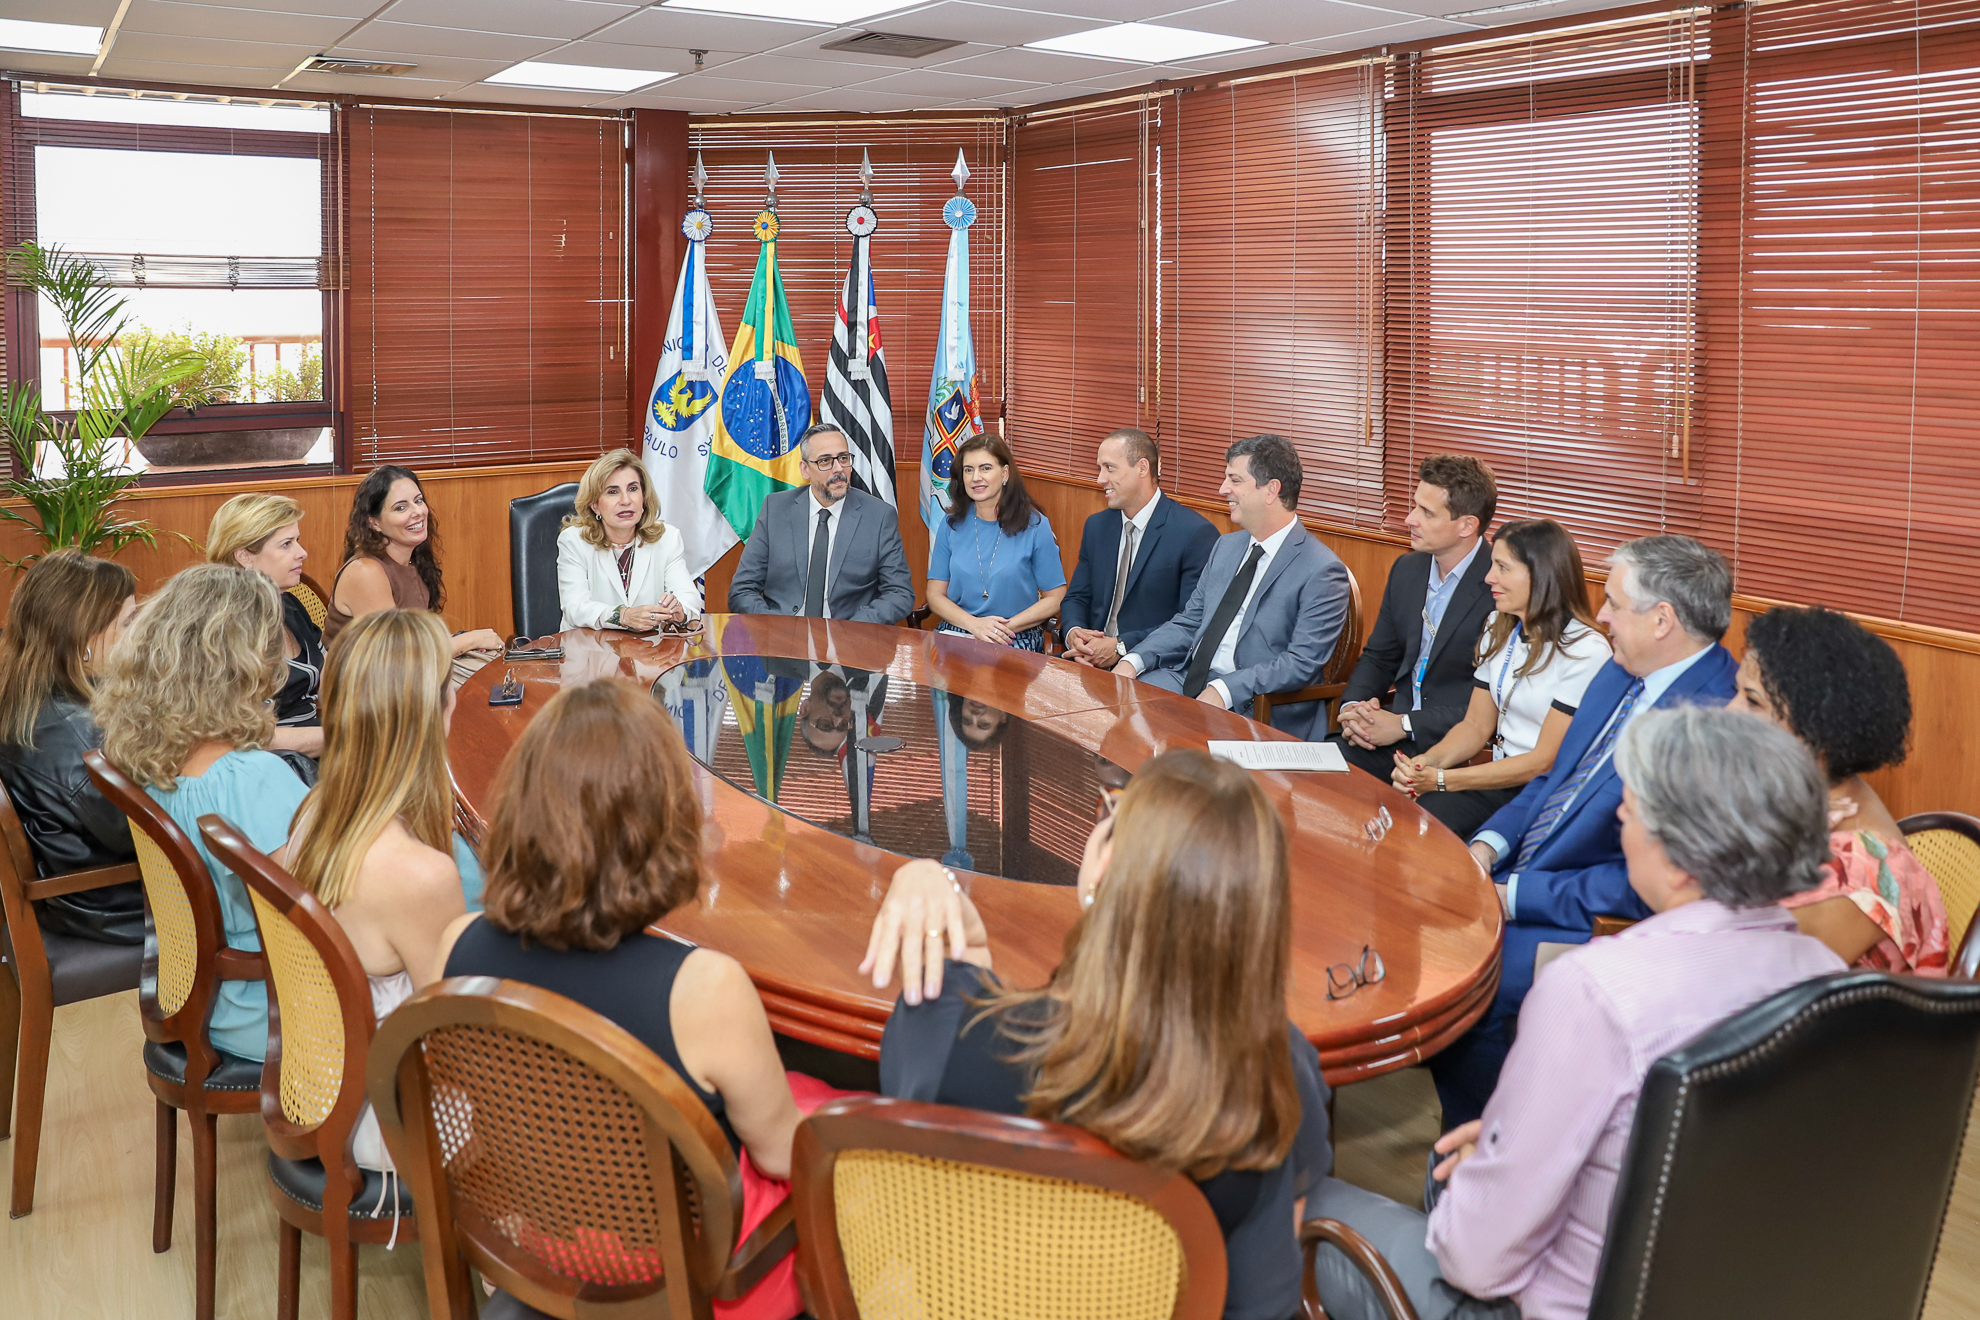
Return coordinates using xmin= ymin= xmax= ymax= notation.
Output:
xmin=206 ymin=493 xmax=324 ymax=761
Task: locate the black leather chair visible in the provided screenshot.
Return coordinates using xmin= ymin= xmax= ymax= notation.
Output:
xmin=508 ymin=482 xmax=578 ymax=641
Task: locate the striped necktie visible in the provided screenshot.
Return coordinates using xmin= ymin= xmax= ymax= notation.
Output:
xmin=1513 ymin=677 xmax=1646 ymax=873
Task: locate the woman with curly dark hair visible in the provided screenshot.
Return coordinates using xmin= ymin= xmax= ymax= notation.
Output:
xmin=1730 ymin=605 xmax=1947 ymax=973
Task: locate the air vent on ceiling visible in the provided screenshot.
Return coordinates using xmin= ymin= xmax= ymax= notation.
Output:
xmin=820 ymin=31 xmax=965 ymax=60
xmin=305 ymin=56 xmax=416 ymax=77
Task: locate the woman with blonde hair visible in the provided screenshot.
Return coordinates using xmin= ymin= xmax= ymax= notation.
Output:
xmin=206 ymin=492 xmax=325 ymax=757
xmin=96 ymin=564 xmax=310 ymax=1062
xmin=0 ymin=549 xmax=143 ymax=943
xmin=556 ymin=447 xmax=701 ymax=632
xmin=863 ymin=749 xmax=1332 ymax=1320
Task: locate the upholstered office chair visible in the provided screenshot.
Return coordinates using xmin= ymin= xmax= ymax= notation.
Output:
xmin=83 ymin=751 xmax=265 ymax=1320
xmin=1307 ymin=969 xmax=1980 ymax=1320
xmin=1899 ymin=812 xmax=1980 ymax=976
xmin=0 ymin=779 xmax=142 ymax=1217
xmin=367 ymin=976 xmax=795 ymax=1320
xmin=793 ymin=1094 xmax=1228 ymax=1320
xmin=1256 ymin=564 xmax=1364 ymax=733
xmin=509 ymin=482 xmax=580 ymax=641
xmin=197 ymin=814 xmax=414 ymax=1320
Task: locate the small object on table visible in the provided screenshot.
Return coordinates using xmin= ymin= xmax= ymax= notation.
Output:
xmin=505 ymin=637 xmax=564 ymax=662
xmin=489 ymin=669 xmax=525 ymax=707
xmin=1206 ymin=740 xmax=1349 ymax=772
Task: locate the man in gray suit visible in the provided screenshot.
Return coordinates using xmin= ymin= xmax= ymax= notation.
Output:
xmin=729 ymin=422 xmax=916 ymax=625
xmin=1118 ymin=434 xmax=1350 ymax=739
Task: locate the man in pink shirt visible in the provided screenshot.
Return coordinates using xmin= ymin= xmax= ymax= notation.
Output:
xmin=1309 ymin=706 xmax=1847 ymax=1320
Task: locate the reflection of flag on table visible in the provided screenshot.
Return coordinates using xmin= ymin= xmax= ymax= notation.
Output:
xmin=705 ymin=206 xmax=811 ymax=545
xmin=645 ymin=231 xmax=737 ymax=577
xmin=930 ymin=688 xmax=974 ymax=872
xmin=656 ymin=660 xmax=729 ymax=766
xmin=712 ymin=620 xmax=803 ymax=802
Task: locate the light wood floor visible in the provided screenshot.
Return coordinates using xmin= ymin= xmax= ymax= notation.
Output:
xmin=4 ymin=991 xmax=1979 ymax=1317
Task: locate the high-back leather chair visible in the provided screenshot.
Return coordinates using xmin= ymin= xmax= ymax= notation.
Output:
xmin=793 ymin=1094 xmax=1228 ymax=1320
xmin=197 ymin=813 xmax=415 ymax=1320
xmin=0 ymin=779 xmax=142 ymax=1216
xmin=509 ymin=482 xmax=579 ymax=641
xmin=367 ymin=976 xmax=795 ymax=1320
xmin=83 ymin=751 xmax=264 ymax=1320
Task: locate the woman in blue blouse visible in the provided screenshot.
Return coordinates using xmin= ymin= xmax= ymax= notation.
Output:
xmin=926 ymin=434 xmax=1067 ymax=651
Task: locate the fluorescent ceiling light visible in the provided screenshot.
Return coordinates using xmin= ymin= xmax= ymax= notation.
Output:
xmin=659 ymin=0 xmax=903 ymax=24
xmin=0 ymin=19 xmax=103 ymax=57
xmin=1027 ymin=22 xmax=1266 ymax=65
xmin=485 ymin=61 xmax=675 ymax=94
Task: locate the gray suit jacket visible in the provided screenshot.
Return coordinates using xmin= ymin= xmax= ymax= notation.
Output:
xmin=1131 ymin=521 xmax=1351 ymax=738
xmin=728 ymin=486 xmax=915 ymax=626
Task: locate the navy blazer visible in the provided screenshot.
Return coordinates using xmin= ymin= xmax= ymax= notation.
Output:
xmin=1060 ymin=496 xmax=1218 ymax=654
xmin=1337 ymin=546 xmax=1496 ymax=749
xmin=1479 ymin=644 xmax=1739 ymax=1006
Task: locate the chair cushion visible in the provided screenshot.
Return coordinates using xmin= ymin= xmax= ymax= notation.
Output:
xmin=267 ymin=1151 xmax=415 ymax=1222
xmin=142 ymin=1039 xmax=264 ymax=1092
xmin=36 ymin=924 xmax=143 ymax=1005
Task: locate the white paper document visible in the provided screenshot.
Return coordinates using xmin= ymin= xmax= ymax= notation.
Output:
xmin=1206 ymin=740 xmax=1350 ymax=772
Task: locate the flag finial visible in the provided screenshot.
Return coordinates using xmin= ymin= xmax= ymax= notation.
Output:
xmin=690 ymin=151 xmax=707 ymax=206
xmin=951 ymin=149 xmax=970 ymax=192
xmin=764 ymin=150 xmax=780 ymax=208
xmin=859 ymin=147 xmax=875 ymax=204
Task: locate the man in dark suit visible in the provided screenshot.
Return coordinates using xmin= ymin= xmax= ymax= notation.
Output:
xmin=1061 ymin=427 xmax=1218 ymax=669
xmin=1430 ymin=534 xmax=1739 ymax=1127
xmin=1333 ymin=454 xmax=1498 ymax=776
xmin=729 ymin=422 xmax=915 ymax=626
xmin=1118 ymin=435 xmax=1350 ymax=739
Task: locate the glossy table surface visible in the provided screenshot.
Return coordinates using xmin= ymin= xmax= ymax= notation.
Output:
xmin=450 ymin=616 xmax=1503 ymax=1084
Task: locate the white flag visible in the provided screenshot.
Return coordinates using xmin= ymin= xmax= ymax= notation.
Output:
xmin=646 ymin=236 xmax=738 ymax=577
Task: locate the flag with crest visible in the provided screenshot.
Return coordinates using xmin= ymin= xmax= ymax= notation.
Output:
xmin=823 ymin=150 xmax=896 ymax=507
xmin=920 ymin=151 xmax=984 ymax=531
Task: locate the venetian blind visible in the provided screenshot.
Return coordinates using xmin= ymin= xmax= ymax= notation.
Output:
xmin=1005 ymin=101 xmax=1147 ymax=481
xmin=1385 ymin=10 xmax=1705 ymax=551
xmin=1160 ymin=66 xmax=1386 ymax=519
xmin=345 ymin=106 xmax=629 ymax=469
xmin=687 ymin=117 xmax=1007 ymax=455
xmin=1700 ymin=0 xmax=1980 ymax=630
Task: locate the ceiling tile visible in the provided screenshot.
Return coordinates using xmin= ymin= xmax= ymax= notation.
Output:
xmin=600 ymin=88 xmax=763 ymax=110
xmin=313 ymin=51 xmax=512 ymax=82
xmin=279 ymin=70 xmax=470 ymax=96
xmin=95 ymin=57 xmax=293 ymax=84
xmin=764 ymin=87 xmax=943 ymax=112
xmin=1290 ymin=15 xmax=1476 ymax=50
xmin=936 ymin=45 xmax=1144 ymax=81
xmin=1454 ymin=0 xmax=1649 ymax=22
xmin=1 ymin=0 xmax=121 ymax=24
xmin=556 ymin=40 xmax=746 ymax=73
xmin=712 ymin=52 xmax=896 ymax=88
xmin=991 ymin=82 xmax=1086 ymax=106
xmin=0 ymin=54 xmax=102 ymax=82
xmin=602 ymin=8 xmax=828 ymax=51
xmin=107 ymin=31 xmax=322 ymax=67
xmin=120 ymin=1 xmax=355 ymax=45
xmin=1158 ymin=0 xmax=1436 ymax=45
xmin=179 ymin=0 xmax=381 ymax=15
xmin=852 ymin=2 xmax=1095 ymax=47
xmin=995 ymin=0 xmax=1219 ymax=19
xmin=380 ymin=0 xmax=636 ymax=40
xmin=854 ymin=67 xmax=1042 ymax=98
xmin=446 ymin=82 xmax=620 ymax=106
xmin=1070 ymin=63 xmax=1207 ymax=91
xmin=337 ymin=21 xmax=557 ymax=60
xmin=646 ymin=72 xmax=799 ymax=101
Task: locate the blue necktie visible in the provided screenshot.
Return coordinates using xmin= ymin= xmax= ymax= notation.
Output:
xmin=1513 ymin=677 xmax=1646 ymax=873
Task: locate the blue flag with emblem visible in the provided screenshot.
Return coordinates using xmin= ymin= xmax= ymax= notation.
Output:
xmin=920 ymin=151 xmax=985 ymax=532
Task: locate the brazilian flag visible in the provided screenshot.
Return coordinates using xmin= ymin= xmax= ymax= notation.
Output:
xmin=704 ymin=207 xmax=812 ymax=543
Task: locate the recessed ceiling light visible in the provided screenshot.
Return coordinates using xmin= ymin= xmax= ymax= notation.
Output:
xmin=0 ymin=19 xmax=104 ymax=57
xmin=659 ymin=0 xmax=904 ymax=25
xmin=1027 ymin=22 xmax=1267 ymax=65
xmin=484 ymin=61 xmax=676 ymax=94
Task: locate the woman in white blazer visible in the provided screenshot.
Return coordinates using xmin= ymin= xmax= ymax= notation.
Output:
xmin=556 ymin=449 xmax=704 ymax=631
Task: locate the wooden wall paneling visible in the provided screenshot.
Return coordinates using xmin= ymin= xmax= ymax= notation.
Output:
xmin=630 ymin=110 xmax=691 ymax=439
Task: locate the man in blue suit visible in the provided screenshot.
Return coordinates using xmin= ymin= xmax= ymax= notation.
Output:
xmin=1430 ymin=533 xmax=1739 ymax=1127
xmin=1119 ymin=434 xmax=1351 ymax=739
xmin=1061 ymin=427 xmax=1219 ymax=668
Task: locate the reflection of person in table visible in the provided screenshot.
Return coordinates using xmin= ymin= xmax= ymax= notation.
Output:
xmin=798 ymin=671 xmax=854 ymax=757
xmin=946 ymin=695 xmax=1010 ymax=751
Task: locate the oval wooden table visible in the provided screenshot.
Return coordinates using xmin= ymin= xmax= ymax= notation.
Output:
xmin=450 ymin=615 xmax=1502 ymax=1085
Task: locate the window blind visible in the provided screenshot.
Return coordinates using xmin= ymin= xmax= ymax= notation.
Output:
xmin=1159 ymin=66 xmax=1386 ymax=519
xmin=1700 ymin=0 xmax=1980 ymax=630
xmin=345 ymin=105 xmax=628 ymax=470
xmin=687 ymin=117 xmax=1007 ymax=460
xmin=1385 ymin=10 xmax=1705 ymax=550
xmin=1005 ymin=101 xmax=1148 ymax=481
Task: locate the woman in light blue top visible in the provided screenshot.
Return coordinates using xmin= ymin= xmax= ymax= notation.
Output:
xmin=926 ymin=434 xmax=1067 ymax=652
xmin=96 ymin=564 xmax=309 ymax=1062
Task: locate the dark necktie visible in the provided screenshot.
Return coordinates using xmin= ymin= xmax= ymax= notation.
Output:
xmin=1183 ymin=543 xmax=1265 ymax=698
xmin=804 ymin=508 xmax=831 ymax=617
xmin=1512 ymin=676 xmax=1646 ymax=871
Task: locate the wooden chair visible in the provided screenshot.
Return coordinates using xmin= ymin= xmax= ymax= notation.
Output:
xmin=196 ymin=813 xmax=415 ymax=1320
xmin=366 ymin=976 xmax=796 ymax=1320
xmin=1898 ymin=812 xmax=1980 ymax=977
xmin=83 ymin=751 xmax=265 ymax=1320
xmin=792 ymin=1094 xmax=1228 ymax=1320
xmin=1254 ymin=564 xmax=1364 ymax=733
xmin=288 ymin=572 xmax=331 ymax=633
xmin=0 ymin=779 xmax=142 ymax=1216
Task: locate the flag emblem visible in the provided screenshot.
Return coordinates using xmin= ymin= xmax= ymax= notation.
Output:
xmin=651 ymin=372 xmax=716 ymax=431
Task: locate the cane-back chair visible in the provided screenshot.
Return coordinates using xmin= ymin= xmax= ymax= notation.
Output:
xmin=197 ymin=813 xmax=414 ymax=1320
xmin=83 ymin=751 xmax=264 ymax=1320
xmin=1255 ymin=564 xmax=1365 ymax=734
xmin=288 ymin=572 xmax=331 ymax=633
xmin=1898 ymin=812 xmax=1980 ymax=977
xmin=0 ymin=777 xmax=142 ymax=1216
xmin=367 ymin=975 xmax=796 ymax=1319
xmin=792 ymin=1094 xmax=1228 ymax=1320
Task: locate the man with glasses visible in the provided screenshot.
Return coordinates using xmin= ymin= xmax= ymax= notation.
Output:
xmin=729 ymin=421 xmax=916 ymax=625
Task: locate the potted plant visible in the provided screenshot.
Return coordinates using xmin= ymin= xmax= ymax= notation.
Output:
xmin=0 ymin=242 xmax=205 ymax=563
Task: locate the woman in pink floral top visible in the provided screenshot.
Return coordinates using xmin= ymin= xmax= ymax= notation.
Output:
xmin=1730 ymin=606 xmax=1949 ymax=975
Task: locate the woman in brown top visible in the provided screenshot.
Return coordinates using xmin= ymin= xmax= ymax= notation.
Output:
xmin=325 ymin=466 xmax=504 ymax=666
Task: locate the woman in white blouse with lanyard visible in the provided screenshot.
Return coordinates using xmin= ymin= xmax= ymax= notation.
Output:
xmin=1391 ymin=518 xmax=1611 ymax=837
xmin=556 ymin=449 xmax=703 ymax=632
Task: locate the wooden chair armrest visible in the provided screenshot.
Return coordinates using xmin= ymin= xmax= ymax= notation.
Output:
xmin=1300 ymin=1217 xmax=1421 ymax=1320
xmin=22 ymin=861 xmax=140 ymax=902
xmin=716 ymin=1196 xmax=796 ymax=1299
xmin=215 ymin=947 xmax=267 ymax=981
xmin=908 ymin=603 xmax=933 ymax=628
xmin=1590 ymin=915 xmax=1638 ymax=939
xmin=1255 ymin=682 xmax=1349 ymax=731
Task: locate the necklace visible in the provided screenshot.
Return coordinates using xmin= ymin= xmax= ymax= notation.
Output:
xmin=973 ymin=519 xmax=1001 ymax=601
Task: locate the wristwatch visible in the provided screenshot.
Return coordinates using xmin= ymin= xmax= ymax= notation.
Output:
xmin=1400 ymin=713 xmax=1414 ymax=737
xmin=1436 ymin=769 xmax=1447 ymax=792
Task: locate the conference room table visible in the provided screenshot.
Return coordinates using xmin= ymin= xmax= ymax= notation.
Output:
xmin=449 ymin=615 xmax=1502 ymax=1086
